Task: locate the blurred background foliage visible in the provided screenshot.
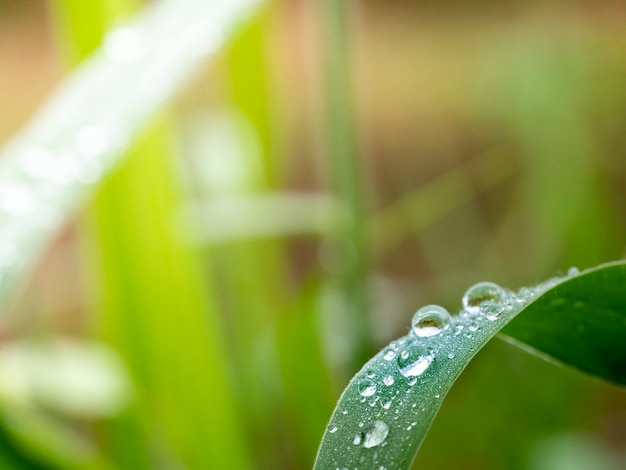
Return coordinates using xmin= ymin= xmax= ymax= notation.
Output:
xmin=0 ymin=0 xmax=625 ymax=468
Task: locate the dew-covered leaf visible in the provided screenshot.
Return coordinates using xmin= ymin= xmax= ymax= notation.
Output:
xmin=314 ymin=261 xmax=626 ymax=470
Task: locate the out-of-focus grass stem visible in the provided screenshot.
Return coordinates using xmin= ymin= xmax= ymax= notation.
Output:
xmin=320 ymin=0 xmax=371 ymax=368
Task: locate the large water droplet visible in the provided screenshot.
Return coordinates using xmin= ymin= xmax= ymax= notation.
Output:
xmin=462 ymin=281 xmax=504 ymax=314
xmin=358 ymin=378 xmax=377 ymax=397
xmin=411 ymin=305 xmax=450 ymax=337
xmin=397 ymin=344 xmax=433 ymax=377
xmin=362 ymin=420 xmax=389 ymax=448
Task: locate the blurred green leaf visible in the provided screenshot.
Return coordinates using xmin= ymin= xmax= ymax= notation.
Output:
xmin=0 ymin=0 xmax=258 ymax=308
xmin=0 ymin=338 xmax=131 ymax=419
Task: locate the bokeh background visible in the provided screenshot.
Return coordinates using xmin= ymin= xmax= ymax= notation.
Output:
xmin=0 ymin=0 xmax=625 ymax=468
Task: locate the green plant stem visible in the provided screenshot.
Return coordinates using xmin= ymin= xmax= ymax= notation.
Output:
xmin=320 ymin=0 xmax=371 ymax=369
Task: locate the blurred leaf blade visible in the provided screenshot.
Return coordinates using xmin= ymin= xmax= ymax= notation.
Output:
xmin=315 ymin=261 xmax=626 ymax=470
xmin=82 ymin=121 xmax=252 ymax=469
xmin=207 ymin=12 xmax=298 ymax=468
xmin=0 ymin=0 xmax=259 ymax=308
xmin=50 ymin=1 xmax=149 ymax=465
xmin=45 ymin=1 xmax=259 ymax=468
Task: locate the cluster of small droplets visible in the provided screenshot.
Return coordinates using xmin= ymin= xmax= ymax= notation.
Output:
xmin=479 ymin=301 xmax=503 ymax=321
xmin=0 ymin=0 xmax=258 ymax=302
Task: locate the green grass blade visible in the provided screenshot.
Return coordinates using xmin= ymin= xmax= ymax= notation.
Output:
xmin=51 ymin=2 xmax=160 ymax=468
xmin=314 ymin=261 xmax=626 ymax=470
xmin=83 ymin=120 xmax=252 ymax=469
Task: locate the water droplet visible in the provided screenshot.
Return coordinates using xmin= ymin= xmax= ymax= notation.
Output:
xmin=480 ymin=301 xmax=503 ymax=321
xmin=362 ymin=420 xmax=389 ymax=448
xmin=353 ymin=434 xmax=362 ymax=445
xmin=342 ymin=410 xmax=348 ymax=415
xmin=468 ymin=323 xmax=479 ymax=332
xmin=382 ymin=400 xmax=391 ymax=409
xmin=411 ymin=305 xmax=451 ymax=337
xmin=383 ymin=375 xmax=394 ymax=386
xmin=383 ymin=348 xmax=396 ymax=361
xmin=516 ymin=287 xmax=534 ymax=302
xmin=366 ymin=369 xmax=376 ymax=378
xmin=447 ymin=352 xmax=455 ymax=359
xmin=397 ymin=344 xmax=433 ymax=377
xmin=568 ymin=266 xmax=580 ymax=277
xmin=462 ymin=281 xmax=504 ymax=313
xmin=358 ymin=378 xmax=377 ymax=397
xmin=328 ymin=425 xmax=338 ymax=433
